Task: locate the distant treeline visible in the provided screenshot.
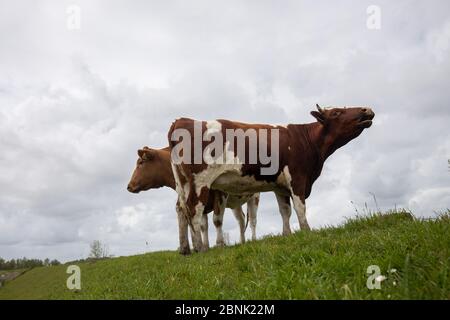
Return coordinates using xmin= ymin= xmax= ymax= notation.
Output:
xmin=0 ymin=257 xmax=61 ymax=270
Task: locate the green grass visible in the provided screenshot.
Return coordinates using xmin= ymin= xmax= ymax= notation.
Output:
xmin=0 ymin=210 xmax=449 ymax=299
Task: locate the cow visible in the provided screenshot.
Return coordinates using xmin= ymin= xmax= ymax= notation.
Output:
xmin=168 ymin=104 xmax=375 ymax=254
xmin=126 ymin=146 xmax=261 ymax=252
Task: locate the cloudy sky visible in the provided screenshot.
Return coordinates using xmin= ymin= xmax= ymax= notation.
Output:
xmin=1 ymin=0 xmax=449 ymax=262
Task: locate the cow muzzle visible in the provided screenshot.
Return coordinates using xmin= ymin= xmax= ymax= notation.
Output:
xmin=127 ymin=184 xmax=140 ymax=193
xmin=358 ymin=108 xmax=375 ymax=128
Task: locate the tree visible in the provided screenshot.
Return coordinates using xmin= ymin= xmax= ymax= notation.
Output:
xmin=0 ymin=257 xmax=58 ymax=270
xmin=89 ymin=240 xmax=109 ymax=259
xmin=50 ymin=259 xmax=61 ymax=266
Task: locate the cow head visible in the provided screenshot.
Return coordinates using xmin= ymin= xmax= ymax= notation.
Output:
xmin=127 ymin=147 xmax=170 ymax=193
xmin=311 ymin=104 xmax=375 ymax=150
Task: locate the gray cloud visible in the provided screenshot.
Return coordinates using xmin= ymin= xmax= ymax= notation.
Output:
xmin=0 ymin=0 xmax=449 ymax=261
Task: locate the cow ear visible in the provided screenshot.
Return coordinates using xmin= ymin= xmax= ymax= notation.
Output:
xmin=138 ymin=147 xmax=156 ymax=160
xmin=141 ymin=149 xmax=156 ymax=161
xmin=310 ymin=111 xmax=326 ymax=125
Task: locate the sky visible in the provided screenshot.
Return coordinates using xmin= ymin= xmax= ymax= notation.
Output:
xmin=0 ymin=0 xmax=449 ymax=262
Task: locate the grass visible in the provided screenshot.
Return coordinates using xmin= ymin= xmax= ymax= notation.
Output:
xmin=0 ymin=210 xmax=449 ymax=299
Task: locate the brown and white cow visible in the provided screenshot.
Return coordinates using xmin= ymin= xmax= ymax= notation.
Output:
xmin=168 ymin=104 xmax=375 ymax=253
xmin=126 ymin=146 xmax=260 ymax=252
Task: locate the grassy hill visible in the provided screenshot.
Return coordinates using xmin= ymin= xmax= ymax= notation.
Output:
xmin=0 ymin=210 xmax=449 ymax=300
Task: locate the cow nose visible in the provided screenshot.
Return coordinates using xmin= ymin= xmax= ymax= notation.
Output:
xmin=362 ymin=107 xmax=374 ymax=115
xmin=361 ymin=107 xmax=375 ymax=120
xmin=127 ymin=185 xmax=133 ymax=192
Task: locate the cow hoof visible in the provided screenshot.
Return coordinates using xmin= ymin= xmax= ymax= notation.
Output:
xmin=179 ymin=247 xmax=191 ymax=255
xmin=193 ymin=246 xmax=205 ymax=253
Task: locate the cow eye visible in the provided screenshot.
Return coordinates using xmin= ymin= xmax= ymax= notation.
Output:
xmin=332 ymin=111 xmax=340 ymax=117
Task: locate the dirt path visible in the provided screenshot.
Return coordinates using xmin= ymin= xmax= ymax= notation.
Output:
xmin=0 ymin=271 xmax=25 ymax=287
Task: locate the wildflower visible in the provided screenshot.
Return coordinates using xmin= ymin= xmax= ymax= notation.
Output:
xmin=389 ymin=268 xmax=397 ymax=273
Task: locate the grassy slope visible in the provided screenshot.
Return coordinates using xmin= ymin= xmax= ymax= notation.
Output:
xmin=0 ymin=211 xmax=449 ymax=300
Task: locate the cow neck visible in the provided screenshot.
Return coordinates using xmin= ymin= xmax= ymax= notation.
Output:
xmin=294 ymin=122 xmax=323 ymax=163
xmin=308 ymin=122 xmax=340 ymax=161
xmin=286 ymin=122 xmax=324 ymax=184
xmin=159 ymin=148 xmax=177 ymax=190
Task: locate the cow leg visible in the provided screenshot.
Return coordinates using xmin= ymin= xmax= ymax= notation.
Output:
xmin=275 ymin=193 xmax=292 ymax=236
xmin=189 ymin=228 xmax=196 ymax=249
xmin=291 ymin=193 xmax=310 ymax=231
xmin=200 ymin=214 xmax=210 ymax=249
xmin=183 ymin=181 xmax=211 ymax=253
xmin=232 ymin=207 xmax=246 ymax=244
xmin=176 ymin=199 xmax=190 ymax=255
xmin=247 ymin=194 xmax=259 ymax=241
xmin=190 ymin=203 xmax=207 ymax=252
xmin=213 ymin=194 xmax=227 ymax=246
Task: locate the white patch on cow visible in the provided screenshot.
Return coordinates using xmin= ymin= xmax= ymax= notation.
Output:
xmin=247 ymin=194 xmax=259 ymax=241
xmin=275 ymin=193 xmax=292 ymax=236
xmin=171 ymin=163 xmax=184 ymax=200
xmin=231 ymin=207 xmax=246 ymax=243
xmin=212 ymin=197 xmax=226 ymax=246
xmin=290 ymin=188 xmax=310 ymax=230
xmin=171 ymin=163 xmax=191 ymax=213
xmin=284 ymin=165 xmax=292 ymax=185
xmin=194 ymin=201 xmax=205 ymax=221
xmin=194 ymin=141 xmax=243 ymax=196
xmin=291 ymin=193 xmax=308 ymax=229
xmin=191 ymin=201 xmax=206 ymax=251
xmin=276 ymin=165 xmax=292 ymax=190
xmin=270 ymin=124 xmax=287 ymax=128
xmin=276 ymin=165 xmax=309 ymax=230
xmin=183 ymin=183 xmax=190 ymax=203
xmin=291 ymin=194 xmax=305 ymax=211
xmin=205 ymin=120 xmax=222 ymax=135
xmin=200 ymin=214 xmax=209 ymax=248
